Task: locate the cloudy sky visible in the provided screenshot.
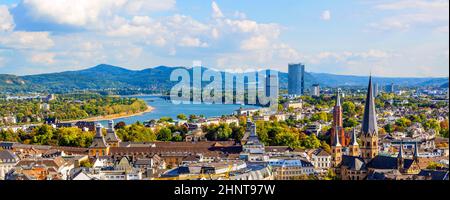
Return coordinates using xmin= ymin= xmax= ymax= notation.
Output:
xmin=0 ymin=0 xmax=448 ymax=77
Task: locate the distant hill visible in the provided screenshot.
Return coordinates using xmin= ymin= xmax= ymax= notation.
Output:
xmin=0 ymin=64 xmax=448 ymax=93
xmin=307 ymin=73 xmax=448 ymax=88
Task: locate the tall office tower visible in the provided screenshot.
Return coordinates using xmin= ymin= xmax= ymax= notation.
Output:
xmin=265 ymin=70 xmax=279 ymax=97
xmin=288 ymin=63 xmax=305 ymax=96
xmin=374 ymin=83 xmax=379 ymax=97
xmin=312 ymin=84 xmax=320 ymax=96
xmin=388 ymin=83 xmax=395 ymax=94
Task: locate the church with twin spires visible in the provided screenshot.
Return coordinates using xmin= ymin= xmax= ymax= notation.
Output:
xmin=88 ymin=120 xmax=122 ymax=157
xmin=331 ymin=76 xmax=421 ymax=180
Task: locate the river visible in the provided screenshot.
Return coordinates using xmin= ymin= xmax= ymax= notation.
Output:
xmin=100 ymin=95 xmax=260 ymax=125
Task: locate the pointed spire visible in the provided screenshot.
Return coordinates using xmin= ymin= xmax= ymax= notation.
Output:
xmin=397 ymin=141 xmax=404 ymax=159
xmin=333 ymin=127 xmax=341 ymax=147
xmin=336 ymin=89 xmax=341 ymax=107
xmin=362 ymin=76 xmax=378 ymax=136
xmin=350 ymin=128 xmax=358 ymax=146
xmin=414 ymin=142 xmax=419 ymax=160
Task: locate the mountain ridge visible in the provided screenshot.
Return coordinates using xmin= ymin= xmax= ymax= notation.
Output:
xmin=0 ymin=64 xmax=448 ymax=94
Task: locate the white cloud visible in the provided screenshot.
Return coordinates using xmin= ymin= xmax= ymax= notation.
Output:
xmin=321 ymin=10 xmax=331 ymax=21
xmin=305 ymin=50 xmax=392 ymax=65
xmin=358 ymin=49 xmax=390 ymax=59
xmin=106 ymin=14 xmax=210 ymax=49
xmin=107 ymin=16 xmax=159 ymax=37
xmin=0 ymin=31 xmax=54 ymax=50
xmin=215 ymin=43 xmax=302 ymax=71
xmin=21 ymin=0 xmax=175 ymax=27
xmin=212 ymin=1 xmax=224 ymax=18
xmin=0 ymin=5 xmax=14 ymax=32
xmin=1 ymin=1 xmax=303 ymax=74
xmin=166 ymin=15 xmax=210 ymax=34
xmin=375 ymin=0 xmax=448 ymax=10
xmin=22 ymin=0 xmax=124 ymax=26
xmin=211 ymin=28 xmax=220 ymax=39
xmin=178 ymin=36 xmax=208 ymax=48
xmin=125 ymin=0 xmax=175 ymax=14
xmin=233 ymin=11 xmax=247 ymax=19
xmin=370 ymin=0 xmax=449 ymax=32
xmin=240 ymin=36 xmax=270 ymax=50
xmin=79 ymin=41 xmax=103 ymax=51
xmin=30 ymin=52 xmax=55 ymax=64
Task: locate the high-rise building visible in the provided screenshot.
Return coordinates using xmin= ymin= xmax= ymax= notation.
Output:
xmin=312 ymin=84 xmax=320 ymax=96
xmin=288 ymin=63 xmax=305 ymax=96
xmin=265 ymin=70 xmax=279 ymax=97
xmin=374 ymin=83 xmax=379 ymax=97
xmin=387 ymin=83 xmax=395 ymax=94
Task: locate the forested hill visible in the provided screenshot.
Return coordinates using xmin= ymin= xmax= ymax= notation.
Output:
xmin=0 ymin=64 xmax=447 ymax=94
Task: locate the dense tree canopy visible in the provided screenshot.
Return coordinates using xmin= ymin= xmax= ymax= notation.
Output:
xmin=0 ymin=94 xmax=148 ymax=126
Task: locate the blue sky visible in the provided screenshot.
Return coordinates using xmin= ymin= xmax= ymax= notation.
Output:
xmin=0 ymin=0 xmax=448 ymax=77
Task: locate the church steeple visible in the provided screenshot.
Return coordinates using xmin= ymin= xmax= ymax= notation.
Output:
xmin=336 ymin=89 xmax=341 ymax=107
xmin=332 ymin=127 xmax=342 ymax=147
xmin=362 ymin=76 xmax=378 ymax=136
xmin=360 ymin=76 xmax=379 ymax=160
xmin=331 ymin=127 xmax=342 ymax=167
xmin=348 ymin=128 xmax=360 ymax=157
xmin=350 ymin=128 xmax=358 ymax=146
xmin=397 ymin=141 xmax=404 ymax=171
xmin=331 ymin=88 xmax=346 ymax=146
xmin=413 ymin=142 xmax=420 ymax=162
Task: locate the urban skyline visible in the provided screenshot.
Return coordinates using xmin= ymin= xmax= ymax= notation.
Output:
xmin=0 ymin=0 xmax=448 ymax=183
xmin=0 ymin=0 xmax=448 ymax=77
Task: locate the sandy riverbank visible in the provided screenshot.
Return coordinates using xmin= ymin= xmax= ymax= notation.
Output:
xmin=63 ymin=105 xmax=155 ymax=123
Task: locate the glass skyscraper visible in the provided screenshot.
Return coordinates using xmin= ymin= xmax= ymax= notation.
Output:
xmin=288 ymin=63 xmax=305 ymax=96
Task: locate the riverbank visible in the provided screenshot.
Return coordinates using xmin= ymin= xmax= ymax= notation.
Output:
xmin=63 ymin=105 xmax=155 ymax=123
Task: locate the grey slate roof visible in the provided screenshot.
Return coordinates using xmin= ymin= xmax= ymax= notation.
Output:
xmin=418 ymin=169 xmax=449 ymax=180
xmin=0 ymin=142 xmax=16 ymax=149
xmin=366 ymin=155 xmax=414 ymax=170
xmin=313 ymin=149 xmax=331 ymax=157
xmin=105 ymin=129 xmax=121 ymax=142
xmin=361 ymin=76 xmax=378 ymax=136
xmin=366 ymin=171 xmax=388 ymax=180
xmin=341 ymin=155 xmax=367 ymax=171
xmin=0 ymin=150 xmax=18 ymax=163
xmin=134 ymin=159 xmax=153 ymax=166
